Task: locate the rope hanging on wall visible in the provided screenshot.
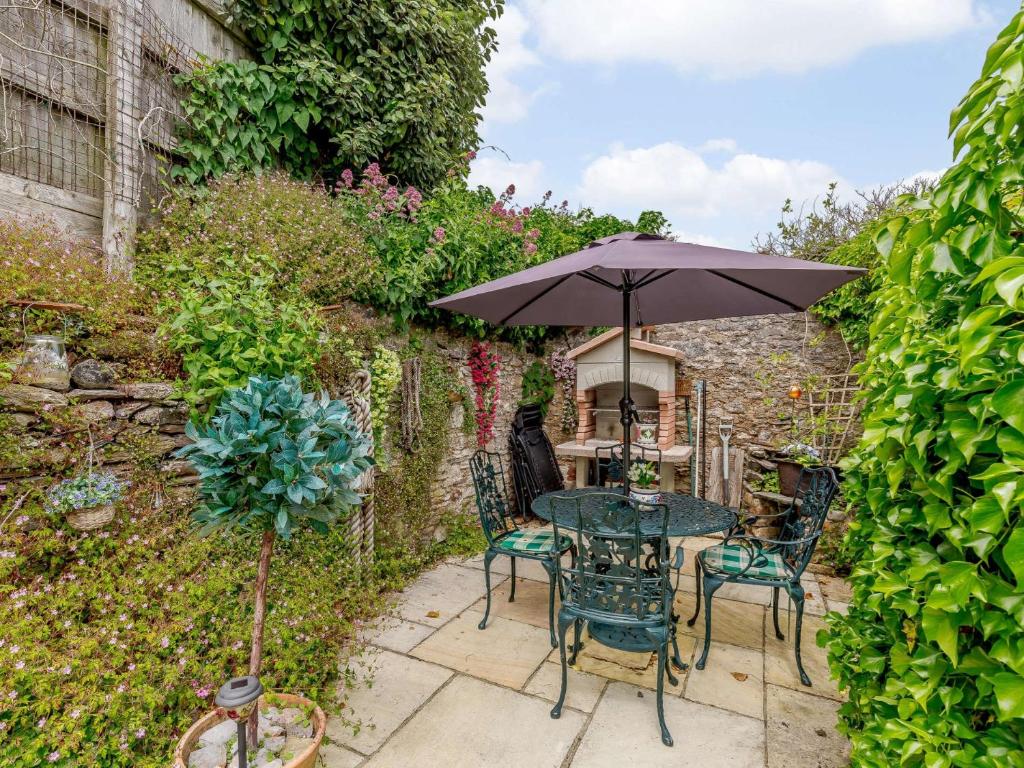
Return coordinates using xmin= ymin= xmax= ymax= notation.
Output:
xmin=344 ymin=369 xmax=374 ymax=564
xmin=400 ymin=356 xmax=422 ymax=450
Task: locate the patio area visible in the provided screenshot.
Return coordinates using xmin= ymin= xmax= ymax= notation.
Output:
xmin=324 ymin=534 xmax=853 ymax=768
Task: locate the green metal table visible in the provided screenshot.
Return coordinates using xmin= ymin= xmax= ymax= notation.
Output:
xmin=531 ymin=487 xmax=737 ymax=538
xmin=532 ymin=488 xmax=737 ymax=664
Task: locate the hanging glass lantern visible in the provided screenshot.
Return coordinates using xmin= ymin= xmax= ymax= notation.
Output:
xmin=16 ymin=334 xmax=70 ymax=390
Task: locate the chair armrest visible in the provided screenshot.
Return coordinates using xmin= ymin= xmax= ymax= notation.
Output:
xmin=723 ymin=531 xmax=821 ymax=549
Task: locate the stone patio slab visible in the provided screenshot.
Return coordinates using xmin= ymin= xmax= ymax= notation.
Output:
xmin=362 ymin=675 xmax=586 ymax=768
xmin=331 ymin=650 xmax=452 ymax=755
xmin=683 ymin=641 xmax=765 ymax=719
xmin=318 ymin=743 xmax=365 ymax=768
xmin=554 ymin=631 xmax=696 ymax=693
xmin=764 ymin=614 xmax=843 ymax=700
xmin=395 ymin=563 xmax=497 ymax=627
xmin=674 ymin=590 xmax=766 ymax=650
xmin=767 ymin=684 xmax=850 ymax=767
xmin=571 ymin=682 xmax=765 ymax=768
xmin=412 ymin=611 xmax=552 ymax=688
xmin=524 ymin=660 xmax=608 ymax=713
xmin=816 ymin=573 xmax=852 ymax=603
xmin=470 ymin=577 xmax=557 ymax=630
xmin=461 ymin=551 xmax=569 ymax=583
xmin=359 ymin=615 xmax=436 ymax=654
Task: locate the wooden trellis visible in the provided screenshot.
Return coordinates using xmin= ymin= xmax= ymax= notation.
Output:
xmin=806 ymin=372 xmax=862 ymax=465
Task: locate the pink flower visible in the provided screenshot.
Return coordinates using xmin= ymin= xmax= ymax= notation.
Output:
xmin=465 ymin=150 xmax=477 ymax=160
xmin=432 ymin=227 xmax=446 ymax=243
xmin=505 ymin=184 xmax=516 ymax=196
xmin=47 ymin=751 xmax=60 ymax=762
xmin=135 ymin=728 xmax=146 ymax=739
xmin=340 ymin=169 xmax=354 ymax=187
xmin=160 ymin=636 xmax=169 ymax=648
xmin=525 ymin=242 xmax=538 ymax=255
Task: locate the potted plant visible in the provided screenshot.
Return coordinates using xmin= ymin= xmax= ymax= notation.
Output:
xmin=173 ymin=375 xmax=373 ymax=768
xmin=774 ymin=442 xmax=822 ymax=497
xmin=628 ymin=460 xmax=661 ymax=509
xmin=47 ymin=470 xmax=128 ymax=530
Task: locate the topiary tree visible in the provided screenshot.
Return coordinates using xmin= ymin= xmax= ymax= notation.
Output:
xmin=178 ymin=375 xmax=373 ymax=746
xmin=825 ymin=9 xmax=1024 ymax=765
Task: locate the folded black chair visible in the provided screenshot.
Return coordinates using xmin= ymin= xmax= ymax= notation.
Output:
xmin=508 ymin=404 xmax=564 ymax=519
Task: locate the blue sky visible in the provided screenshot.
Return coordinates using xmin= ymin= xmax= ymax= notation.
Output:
xmin=469 ymin=0 xmax=1019 ymax=248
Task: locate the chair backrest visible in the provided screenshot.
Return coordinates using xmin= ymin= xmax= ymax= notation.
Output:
xmin=470 ymin=450 xmax=517 ymax=546
xmin=551 ymin=492 xmax=671 ymax=627
xmin=778 ymin=466 xmax=840 ymax=575
xmin=594 ymin=443 xmax=663 ymax=486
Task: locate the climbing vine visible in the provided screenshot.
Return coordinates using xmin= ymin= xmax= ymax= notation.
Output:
xmin=825 ymin=10 xmax=1024 ymax=765
xmin=550 ymin=350 xmax=578 ymax=435
xmin=468 ymin=341 xmax=500 ymax=447
xmin=520 ymin=359 xmax=555 ymax=417
xmin=175 ymin=0 xmax=503 ymax=188
xmin=368 ymin=346 xmax=401 ymax=466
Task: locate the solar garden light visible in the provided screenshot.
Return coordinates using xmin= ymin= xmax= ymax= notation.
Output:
xmin=719 ymin=422 xmax=733 ymax=482
xmin=215 ymin=675 xmax=263 ymax=768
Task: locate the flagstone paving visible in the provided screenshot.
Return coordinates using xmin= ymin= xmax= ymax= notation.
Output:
xmin=324 ymin=553 xmax=852 ymax=767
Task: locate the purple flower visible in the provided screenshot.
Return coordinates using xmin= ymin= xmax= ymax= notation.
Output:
xmin=432 ymin=227 xmax=446 ymax=243
xmin=47 ymin=751 xmax=60 ymax=763
xmin=340 ymin=169 xmax=354 ymax=187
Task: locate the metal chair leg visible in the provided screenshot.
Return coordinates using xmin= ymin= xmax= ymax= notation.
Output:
xmin=544 ymin=559 xmax=557 ymax=648
xmin=695 ymin=576 xmax=722 ymax=670
xmin=550 ymin=616 xmax=573 ymax=719
xmin=656 ymin=643 xmax=673 ymax=747
xmin=479 ymin=550 xmax=495 ymax=630
xmin=569 ymin=618 xmax=583 ymax=665
xmin=509 ymin=557 xmax=517 ymax=602
xmin=772 ymin=586 xmax=785 ymax=640
xmin=791 ymin=584 xmax=811 ymax=686
xmin=686 ymin=559 xmax=703 ymax=627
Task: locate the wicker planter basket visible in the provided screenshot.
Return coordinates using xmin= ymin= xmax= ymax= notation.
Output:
xmin=173 ymin=693 xmax=326 ymax=768
xmin=66 ymin=503 xmax=115 ymax=531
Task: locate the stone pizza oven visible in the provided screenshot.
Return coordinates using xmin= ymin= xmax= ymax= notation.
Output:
xmin=568 ymin=327 xmax=685 ymax=450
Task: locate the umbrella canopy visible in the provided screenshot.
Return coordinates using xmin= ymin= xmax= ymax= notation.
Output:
xmin=430 ymin=232 xmax=865 ymax=493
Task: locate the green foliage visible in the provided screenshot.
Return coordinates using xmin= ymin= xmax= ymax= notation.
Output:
xmin=176 ymin=0 xmax=502 ymax=188
xmin=135 ymin=172 xmax=372 ymax=307
xmin=824 ymin=11 xmax=1024 ymax=765
xmin=368 ymin=346 xmax=401 ymax=465
xmin=757 ymin=181 xmax=929 ymax=350
xmin=520 ymin=359 xmax=555 ymax=417
xmin=179 ymin=375 xmax=373 ymax=539
xmin=0 ymin=218 xmax=167 ymax=375
xmin=0 ymin=483 xmax=394 ymax=768
xmin=161 ymin=278 xmax=322 ymax=412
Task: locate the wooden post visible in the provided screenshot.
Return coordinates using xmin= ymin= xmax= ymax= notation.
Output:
xmin=708 ymin=447 xmax=745 ymax=510
xmin=103 ymin=0 xmax=145 ymax=274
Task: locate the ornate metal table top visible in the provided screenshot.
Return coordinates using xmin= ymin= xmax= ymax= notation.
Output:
xmin=532 ymin=488 xmax=737 ymax=538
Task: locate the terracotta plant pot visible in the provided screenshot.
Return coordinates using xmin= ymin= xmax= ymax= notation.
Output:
xmin=775 ymin=459 xmax=811 ymax=498
xmin=173 ymin=693 xmax=326 ymax=768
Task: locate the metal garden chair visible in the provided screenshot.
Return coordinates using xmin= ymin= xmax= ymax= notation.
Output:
xmin=470 ymin=449 xmax=575 ymax=648
xmin=549 ymin=492 xmax=684 ymax=747
xmin=594 ymin=442 xmax=662 ymax=487
xmin=687 ymin=465 xmax=840 ymax=686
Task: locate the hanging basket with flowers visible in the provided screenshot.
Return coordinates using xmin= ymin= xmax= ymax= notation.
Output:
xmin=47 ymin=470 xmax=128 ymax=531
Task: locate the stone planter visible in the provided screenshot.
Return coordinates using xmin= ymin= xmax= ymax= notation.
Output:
xmin=66 ymin=503 xmax=115 ymax=531
xmin=173 ymin=693 xmax=326 ymax=768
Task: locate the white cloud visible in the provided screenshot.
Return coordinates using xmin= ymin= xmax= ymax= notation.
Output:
xmin=522 ymin=0 xmax=986 ymax=77
xmin=576 ymin=141 xmax=846 ymax=244
xmin=481 ymin=6 xmax=549 ymax=124
xmin=697 ymin=138 xmax=738 ymax=154
xmin=469 ymin=155 xmax=548 ymax=201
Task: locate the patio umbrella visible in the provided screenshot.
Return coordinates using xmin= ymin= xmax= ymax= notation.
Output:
xmin=430 ymin=232 xmax=865 ymax=493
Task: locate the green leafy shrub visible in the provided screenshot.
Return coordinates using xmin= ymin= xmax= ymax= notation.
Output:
xmin=368 ymin=346 xmax=401 ymax=465
xmin=520 ymin=359 xmax=555 ymax=417
xmin=161 ymin=278 xmax=322 ymax=411
xmin=824 ymin=11 xmax=1024 ymax=765
xmin=175 ymin=0 xmax=502 ymax=189
xmin=135 ymin=172 xmax=372 ymax=306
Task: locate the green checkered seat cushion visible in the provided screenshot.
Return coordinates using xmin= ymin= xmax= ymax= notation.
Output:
xmin=700 ymin=542 xmax=790 ymax=580
xmin=497 ymin=528 xmax=572 ymax=554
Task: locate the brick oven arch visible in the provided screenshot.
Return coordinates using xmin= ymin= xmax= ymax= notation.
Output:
xmin=579 ymin=363 xmax=668 ymax=392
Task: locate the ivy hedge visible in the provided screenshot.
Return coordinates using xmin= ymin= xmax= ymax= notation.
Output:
xmin=825 ymin=10 xmax=1024 ymax=765
xmin=176 ymin=0 xmax=503 ymax=188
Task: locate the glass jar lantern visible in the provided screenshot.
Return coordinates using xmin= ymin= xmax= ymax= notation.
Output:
xmin=16 ymin=334 xmax=70 ymax=390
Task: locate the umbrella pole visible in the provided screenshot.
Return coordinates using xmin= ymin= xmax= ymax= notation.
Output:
xmin=621 ymin=281 xmax=632 ymax=495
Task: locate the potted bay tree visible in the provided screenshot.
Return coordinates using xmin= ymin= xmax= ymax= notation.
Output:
xmin=173 ymin=375 xmax=373 ymax=768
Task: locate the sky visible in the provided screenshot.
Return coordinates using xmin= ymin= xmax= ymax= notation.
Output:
xmin=468 ymin=0 xmax=1019 ymax=249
